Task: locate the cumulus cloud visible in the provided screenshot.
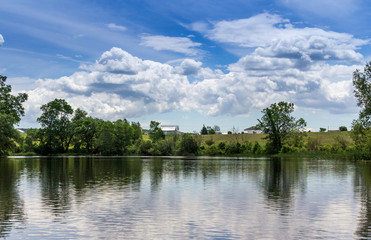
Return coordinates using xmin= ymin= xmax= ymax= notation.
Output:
xmin=200 ymin=13 xmax=368 ymax=64
xmin=174 ymin=59 xmax=203 ymax=75
xmin=107 ymin=23 xmax=127 ymax=31
xmin=25 ymin=20 xmax=365 ymax=121
xmin=140 ymin=35 xmax=202 ymax=56
xmin=0 ymin=34 xmax=4 ymax=46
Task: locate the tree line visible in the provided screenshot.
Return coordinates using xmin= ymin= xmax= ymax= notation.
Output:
xmin=1 ymin=61 xmax=370 ymax=158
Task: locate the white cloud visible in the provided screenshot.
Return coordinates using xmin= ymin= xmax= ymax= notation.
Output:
xmin=200 ymin=13 xmax=369 ymax=64
xmin=0 ymin=34 xmax=4 ymax=46
xmin=24 ymin=42 xmax=362 ymax=122
xmin=140 ymin=35 xmax=202 ymax=56
xmin=174 ymin=59 xmax=203 ymax=75
xmin=107 ymin=23 xmax=127 ymax=32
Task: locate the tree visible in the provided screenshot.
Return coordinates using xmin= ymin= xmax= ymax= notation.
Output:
xmin=257 ymin=102 xmax=306 ymax=153
xmin=351 ymin=62 xmax=371 ymax=158
xmin=37 ymin=99 xmax=74 ymax=153
xmin=339 ymin=126 xmax=348 ymax=131
xmin=319 ymin=128 xmax=327 ymax=132
xmin=200 ymin=125 xmax=208 ymax=135
xmin=208 ymin=128 xmax=216 ymax=134
xmin=94 ymin=120 xmax=116 ymax=154
xmin=149 ymin=121 xmax=164 ymax=142
xmin=0 ymin=75 xmax=28 ymax=155
xmin=177 ymin=134 xmax=200 ymax=155
xmin=72 ymin=111 xmax=98 ymax=153
xmin=353 ymin=61 xmax=371 ymax=127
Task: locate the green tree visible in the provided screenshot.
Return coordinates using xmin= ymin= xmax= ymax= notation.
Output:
xmin=23 ymin=128 xmax=39 ymax=153
xmin=319 ymin=128 xmax=327 ymax=132
xmin=94 ymin=120 xmax=116 ymax=155
xmin=200 ymin=125 xmax=208 ymax=135
xmin=353 ymin=61 xmax=371 ymax=127
xmin=351 ymin=62 xmax=371 ymax=158
xmin=177 ymin=133 xmax=200 ymax=155
xmin=149 ymin=121 xmax=164 ymax=142
xmin=208 ymin=128 xmax=216 ymax=134
xmin=339 ymin=126 xmax=348 ymax=131
xmin=131 ymin=121 xmax=143 ymax=141
xmin=72 ymin=112 xmax=98 ymax=153
xmin=37 ymin=99 xmax=74 ymax=153
xmin=0 ymin=75 xmax=28 ymax=155
xmin=257 ymin=102 xmax=306 ymax=153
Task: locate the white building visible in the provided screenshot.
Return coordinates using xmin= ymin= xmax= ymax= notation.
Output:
xmin=160 ymin=125 xmax=181 ymax=135
xmin=243 ymin=129 xmax=263 ymax=134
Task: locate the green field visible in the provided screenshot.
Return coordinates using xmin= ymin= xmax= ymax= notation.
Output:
xmin=199 ymin=131 xmax=353 ymax=146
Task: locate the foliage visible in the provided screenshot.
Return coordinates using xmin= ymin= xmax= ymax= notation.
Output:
xmin=257 ymin=102 xmax=306 ymax=153
xmin=339 ymin=126 xmax=348 ymax=131
xmin=177 ymin=134 xmax=200 ymax=155
xmin=200 ymin=125 xmax=208 ymax=135
xmin=0 ymin=75 xmax=28 ymax=123
xmin=351 ymin=62 xmax=371 ymax=159
xmin=306 ymin=136 xmax=321 ymax=151
xmin=36 ymin=99 xmax=73 ymax=153
xmin=253 ymin=141 xmax=262 ymax=154
xmin=353 ymin=61 xmax=371 ymax=127
xmin=320 ymin=128 xmax=327 ymax=132
xmin=208 ymin=129 xmax=216 ymax=134
xmin=0 ymin=114 xmax=21 ymax=155
xmin=149 ymin=121 xmax=165 ymax=142
xmin=0 ymin=75 xmax=28 ymax=155
xmin=218 ymin=141 xmax=226 ymax=150
xmin=205 ymin=138 xmax=214 ymax=146
xmin=72 ymin=116 xmax=98 ymax=153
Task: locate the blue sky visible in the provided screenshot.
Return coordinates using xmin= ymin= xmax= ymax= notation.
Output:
xmin=1 ymin=0 xmax=370 ymax=132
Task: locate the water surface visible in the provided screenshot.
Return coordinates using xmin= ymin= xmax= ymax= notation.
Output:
xmin=0 ymin=156 xmax=370 ymax=239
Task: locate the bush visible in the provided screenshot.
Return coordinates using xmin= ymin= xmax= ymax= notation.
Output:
xmin=217 ymin=141 xmax=226 ymax=150
xmin=243 ymin=141 xmax=253 ymax=154
xmin=154 ymin=139 xmax=175 ymax=155
xmin=138 ymin=140 xmax=153 ymax=155
xmin=205 ymin=145 xmax=220 ymax=156
xmin=205 ymin=138 xmax=215 ymax=146
xmin=225 ymin=142 xmax=241 ymax=154
xmin=253 ymin=141 xmax=263 ymax=154
xmin=177 ymin=134 xmax=200 ymax=155
xmin=306 ymin=137 xmax=321 ymax=151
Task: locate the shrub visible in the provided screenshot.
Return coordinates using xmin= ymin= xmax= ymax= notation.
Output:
xmin=177 ymin=134 xmax=200 ymax=155
xmin=205 ymin=138 xmax=215 ymax=146
xmin=225 ymin=142 xmax=241 ymax=154
xmin=217 ymin=141 xmax=226 ymax=150
xmin=334 ymin=135 xmax=350 ymax=151
xmin=253 ymin=141 xmax=262 ymax=154
xmin=205 ymin=145 xmax=220 ymax=156
xmin=154 ymin=139 xmax=175 ymax=155
xmin=306 ymin=136 xmax=321 ymax=151
xmin=138 ymin=140 xmax=153 ymax=155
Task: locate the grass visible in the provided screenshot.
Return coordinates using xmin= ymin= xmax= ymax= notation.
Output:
xmin=199 ymin=131 xmax=354 ymax=146
xmin=200 ymin=133 xmax=267 ymax=145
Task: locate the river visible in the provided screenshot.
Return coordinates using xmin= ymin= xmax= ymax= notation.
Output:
xmin=0 ymin=156 xmax=370 ymax=239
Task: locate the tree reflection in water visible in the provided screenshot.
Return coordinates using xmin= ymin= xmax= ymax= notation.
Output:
xmin=262 ymin=158 xmax=307 ymax=214
xmin=0 ymin=159 xmax=25 ymax=238
xmin=354 ymin=162 xmax=371 ymax=238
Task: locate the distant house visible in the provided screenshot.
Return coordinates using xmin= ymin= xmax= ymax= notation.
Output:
xmin=302 ymin=128 xmax=314 ymax=132
xmin=160 ymin=125 xmax=181 ymax=135
xmin=243 ymin=128 xmax=263 ymax=134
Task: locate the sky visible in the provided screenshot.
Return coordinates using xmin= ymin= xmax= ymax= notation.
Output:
xmin=1 ymin=0 xmax=370 ymax=133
